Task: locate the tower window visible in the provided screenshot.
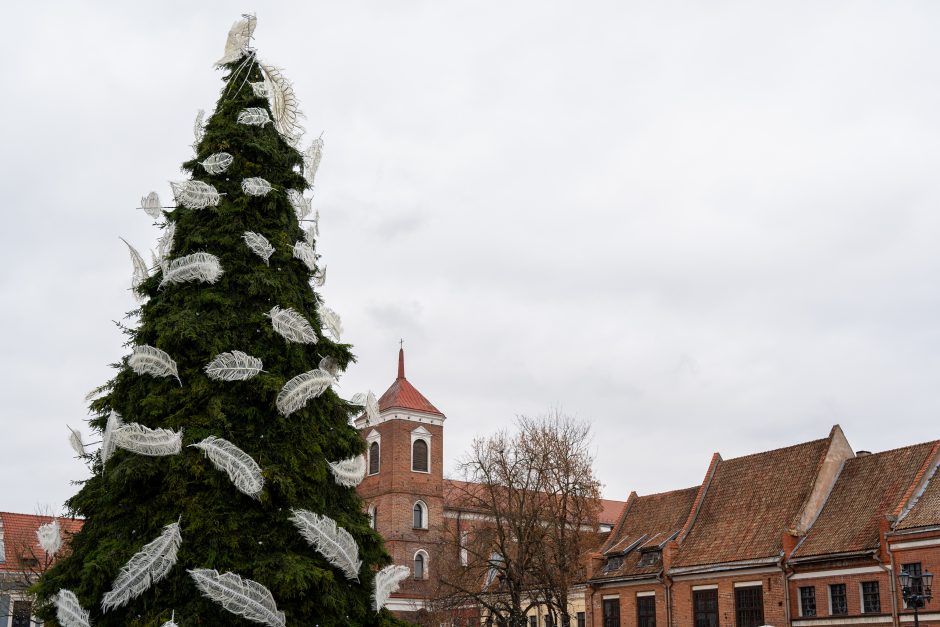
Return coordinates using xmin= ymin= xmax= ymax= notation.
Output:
xmin=412 ymin=438 xmax=429 ymax=472
xmin=413 ymin=500 xmax=428 ymax=529
xmin=414 ymin=550 xmax=428 ymax=580
xmin=369 ymin=441 xmax=380 ymax=475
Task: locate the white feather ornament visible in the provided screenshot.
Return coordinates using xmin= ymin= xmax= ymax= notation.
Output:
xmin=156 ymin=222 xmax=176 ymax=272
xmin=129 ymin=345 xmax=180 ymax=384
xmin=319 ymin=305 xmax=344 ymax=341
xmin=237 ymin=108 xmax=271 ymax=127
xmin=205 ymin=351 xmax=263 ymax=381
xmin=160 ymin=612 xmax=178 ymax=627
xmin=189 ymin=569 xmax=285 ymax=627
xmin=216 ymin=15 xmax=257 ymax=67
xmin=55 ymin=589 xmax=91 ymax=627
xmin=242 ymin=231 xmax=275 ymax=265
xmin=193 ymin=109 xmax=206 ymax=146
xmin=293 ymin=241 xmax=317 ymax=271
xmin=304 ymin=209 xmax=320 ymax=244
xmin=373 ymin=565 xmax=411 ymax=612
xmin=310 ymin=265 xmax=327 ymax=288
xmin=120 ymin=237 xmax=149 ymax=296
xmin=190 ymin=436 xmax=264 ymax=498
xmin=241 ymin=177 xmax=273 ymax=196
xmin=260 ymin=64 xmax=304 ymax=140
xmin=37 ymin=519 xmax=63 ymax=555
xmin=101 ymin=521 xmax=182 ymax=612
xmin=289 ymin=509 xmax=362 ymax=581
xmin=250 ymin=81 xmax=267 ymax=97
xmin=160 ymin=252 xmax=223 ymax=287
xmin=286 ymin=189 xmax=310 ymax=220
xmin=276 ymin=369 xmax=334 ymax=416
xmin=170 ymin=180 xmax=221 ymax=210
xmin=303 ymin=135 xmax=324 ymax=187
xmin=318 ymin=356 xmax=342 ymax=377
xmin=267 ymin=306 xmax=317 ymax=344
xmin=141 ymin=191 xmax=163 ymax=219
xmin=68 ymin=425 xmax=85 ymax=456
xmin=101 ymin=410 xmax=123 ymax=464
xmin=328 ymin=455 xmax=367 ymax=488
xmin=200 ymin=152 xmax=234 ymax=175
xmin=350 ymin=391 xmax=379 ymax=424
xmin=113 ymin=423 xmax=183 ymax=457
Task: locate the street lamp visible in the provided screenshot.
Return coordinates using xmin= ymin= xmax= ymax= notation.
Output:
xmin=899 ymin=569 xmax=934 ymax=627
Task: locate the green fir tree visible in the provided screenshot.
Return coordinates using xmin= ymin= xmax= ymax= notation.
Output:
xmin=35 ymin=17 xmax=407 ymax=627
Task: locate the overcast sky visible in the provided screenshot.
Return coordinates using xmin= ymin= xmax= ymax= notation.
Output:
xmin=2 ymin=2 xmax=939 ymax=514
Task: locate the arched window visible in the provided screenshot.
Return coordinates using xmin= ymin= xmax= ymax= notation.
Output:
xmin=413 ymin=550 xmax=429 ymax=580
xmin=369 ymin=441 xmax=380 ymax=475
xmin=367 ymin=505 xmax=376 ymax=529
xmin=413 ymin=500 xmax=428 ymax=529
xmin=412 ymin=439 xmax=428 ymax=472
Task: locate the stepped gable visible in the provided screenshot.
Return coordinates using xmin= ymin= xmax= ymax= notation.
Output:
xmin=376 ymin=348 xmax=443 ymax=416
xmin=0 ymin=512 xmax=84 ymax=572
xmin=592 ymin=486 xmax=698 ymax=581
xmin=793 ymin=441 xmax=938 ymax=559
xmin=672 ymin=436 xmax=831 ymax=568
xmin=896 ymin=448 xmax=940 ymax=531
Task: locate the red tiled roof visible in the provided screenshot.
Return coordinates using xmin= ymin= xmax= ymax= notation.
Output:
xmin=376 ymin=349 xmax=443 ymax=416
xmin=598 ymin=498 xmax=626 ymax=527
xmin=672 ymin=436 xmax=832 ymax=568
xmin=592 ymin=486 xmax=699 ymax=581
xmin=793 ymin=441 xmax=938 ymax=558
xmin=0 ymin=511 xmax=83 ymax=573
xmin=893 ymin=446 xmax=940 ymax=532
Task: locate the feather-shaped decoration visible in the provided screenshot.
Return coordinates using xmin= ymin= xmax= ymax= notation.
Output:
xmin=84 ymin=385 xmax=107 ymax=403
xmin=250 ymin=81 xmax=267 ymax=97
xmin=113 ymin=423 xmax=183 ymax=457
xmin=141 ymin=191 xmax=163 ymax=219
xmin=190 ymin=436 xmax=264 ymax=498
xmin=327 ymin=454 xmax=367 ymax=488
xmin=156 ymin=222 xmax=176 ymax=272
xmin=310 ymin=265 xmax=327 ymax=288
xmin=55 ymin=589 xmax=91 ymax=627
xmin=276 ymin=369 xmax=334 ymax=416
xmin=242 ymin=231 xmax=275 ymax=265
xmin=350 ymin=391 xmax=379 ymax=424
xmin=193 ymin=109 xmax=206 ymax=146
xmin=215 ymin=14 xmax=257 ymax=67
xmin=160 ymin=612 xmax=178 ymax=627
xmin=237 ymin=108 xmax=271 ymax=127
xmin=267 ymin=306 xmax=317 ymax=344
xmin=120 ymin=237 xmax=149 ymax=296
xmin=160 ymin=252 xmax=223 ymax=287
xmin=303 ymin=135 xmax=324 ymax=187
xmin=242 ymin=177 xmax=272 ymax=197
xmin=304 ymin=209 xmax=320 ymax=244
xmin=68 ymin=425 xmax=85 ymax=456
xmin=37 ymin=519 xmax=63 ymax=555
xmin=101 ymin=410 xmax=123 ymax=464
xmin=286 ymin=189 xmax=310 ymax=220
xmin=129 ymin=345 xmax=180 ymax=384
xmin=373 ymin=565 xmax=411 ymax=612
xmin=190 ymin=569 xmax=285 ymax=627
xmin=319 ymin=305 xmax=343 ymax=341
xmin=289 ymin=509 xmax=361 ymax=581
xmin=170 ymin=180 xmax=221 ymax=210
xmin=205 ymin=351 xmax=263 ymax=381
xmin=101 ymin=521 xmax=181 ymax=612
xmin=293 ymin=241 xmax=317 ymax=271
xmin=260 ymin=64 xmax=304 ymax=141
xmin=318 ymin=356 xmax=342 ymax=377
xmin=200 ymin=152 xmax=234 ymax=175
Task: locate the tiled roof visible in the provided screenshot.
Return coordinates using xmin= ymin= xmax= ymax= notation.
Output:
xmin=894 ymin=446 xmax=940 ymax=532
xmin=0 ymin=511 xmax=83 ymax=573
xmin=592 ymin=486 xmax=698 ymax=581
xmin=376 ymin=349 xmax=443 ymax=416
xmin=794 ymin=441 xmax=938 ymax=558
xmin=672 ymin=437 xmax=831 ymax=568
xmin=598 ymin=498 xmax=626 ymax=527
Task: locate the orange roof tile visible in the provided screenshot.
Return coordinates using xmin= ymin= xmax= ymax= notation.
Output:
xmin=897 ymin=457 xmax=940 ymax=531
xmin=672 ymin=436 xmax=831 ymax=568
xmin=592 ymin=486 xmax=698 ymax=581
xmin=376 ymin=349 xmax=443 ymax=416
xmin=793 ymin=441 xmax=937 ymax=558
xmin=0 ymin=511 xmax=83 ymax=573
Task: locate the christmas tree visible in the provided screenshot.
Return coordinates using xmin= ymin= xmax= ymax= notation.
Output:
xmin=35 ymin=16 xmax=410 ymax=627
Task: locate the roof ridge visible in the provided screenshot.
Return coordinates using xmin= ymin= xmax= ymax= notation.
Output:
xmin=678 ymin=452 xmax=722 ymax=543
xmin=723 ymin=436 xmax=829 ymax=463
xmin=636 ymin=485 xmax=700 ymax=499
xmin=892 ymin=440 xmax=940 ymax=520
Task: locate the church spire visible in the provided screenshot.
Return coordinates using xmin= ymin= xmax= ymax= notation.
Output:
xmin=398 ymin=342 xmax=405 ymax=380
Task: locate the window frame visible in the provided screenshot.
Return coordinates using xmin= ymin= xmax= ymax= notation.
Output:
xmin=412 ymin=438 xmax=429 ymax=473
xmin=799 ymin=586 xmax=816 ymax=617
xmin=602 ymin=597 xmax=620 ymax=627
xmin=367 ymin=430 xmax=381 ymax=475
xmin=829 ymin=583 xmax=848 ymax=616
xmin=637 ymin=594 xmax=656 ymax=627
xmin=413 ymin=500 xmax=428 ymax=530
xmin=734 ymin=585 xmax=764 ymax=627
xmin=693 ymin=588 xmax=719 ymax=627
xmin=861 ymin=581 xmax=881 ymax=614
xmin=413 ymin=549 xmax=429 ymax=580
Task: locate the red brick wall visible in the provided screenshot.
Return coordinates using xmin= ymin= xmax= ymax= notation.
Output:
xmin=889 ymin=531 xmax=940 ymax=622
xmin=586 ymin=581 xmax=666 ymax=627
xmin=670 ymin=572 xmax=787 ymax=627
xmin=787 ymin=558 xmax=893 ymax=623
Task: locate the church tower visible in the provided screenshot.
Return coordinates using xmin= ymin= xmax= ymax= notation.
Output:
xmin=355 ymin=347 xmax=445 ymax=614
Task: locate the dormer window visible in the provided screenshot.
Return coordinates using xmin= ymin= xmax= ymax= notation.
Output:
xmin=410 ymin=426 xmax=432 ymax=473
xmin=603 ymin=555 xmax=624 ymax=572
xmin=638 ymin=549 xmax=661 ymax=567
